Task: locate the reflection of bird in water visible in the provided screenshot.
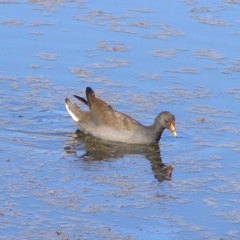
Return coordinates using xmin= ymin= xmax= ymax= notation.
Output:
xmin=65 ymin=87 xmax=177 ymax=144
xmin=64 ymin=131 xmax=174 ymax=182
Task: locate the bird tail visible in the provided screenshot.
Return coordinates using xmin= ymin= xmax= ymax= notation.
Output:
xmin=65 ymin=98 xmax=81 ymax=122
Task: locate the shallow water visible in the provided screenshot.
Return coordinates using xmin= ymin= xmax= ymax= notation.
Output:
xmin=1 ymin=0 xmax=240 ymax=239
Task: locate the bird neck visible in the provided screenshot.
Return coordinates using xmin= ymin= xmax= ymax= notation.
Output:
xmin=148 ymin=123 xmax=165 ymax=143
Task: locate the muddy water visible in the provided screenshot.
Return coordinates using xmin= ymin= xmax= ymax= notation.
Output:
xmin=1 ymin=0 xmax=240 ymax=239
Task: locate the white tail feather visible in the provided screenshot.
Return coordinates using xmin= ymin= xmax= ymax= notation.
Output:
xmin=65 ymin=103 xmax=79 ymax=121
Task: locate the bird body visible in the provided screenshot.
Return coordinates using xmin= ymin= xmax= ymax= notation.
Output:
xmin=65 ymin=87 xmax=177 ymax=144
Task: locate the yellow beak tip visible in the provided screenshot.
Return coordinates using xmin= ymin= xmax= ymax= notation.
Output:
xmin=172 ymin=131 xmax=177 ymax=137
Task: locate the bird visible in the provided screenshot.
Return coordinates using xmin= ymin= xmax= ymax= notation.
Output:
xmin=65 ymin=87 xmax=177 ymax=144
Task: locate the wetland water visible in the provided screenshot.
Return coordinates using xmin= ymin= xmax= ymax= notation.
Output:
xmin=1 ymin=0 xmax=240 ymax=239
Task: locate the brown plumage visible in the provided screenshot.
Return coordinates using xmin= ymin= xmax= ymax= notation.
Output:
xmin=65 ymin=87 xmax=177 ymax=144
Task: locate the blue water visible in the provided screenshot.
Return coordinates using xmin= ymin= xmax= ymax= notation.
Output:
xmin=1 ymin=0 xmax=240 ymax=239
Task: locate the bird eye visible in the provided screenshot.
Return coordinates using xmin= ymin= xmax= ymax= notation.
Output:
xmin=165 ymin=119 xmax=169 ymax=123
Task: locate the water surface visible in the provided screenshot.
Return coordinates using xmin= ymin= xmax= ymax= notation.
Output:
xmin=0 ymin=0 xmax=240 ymax=239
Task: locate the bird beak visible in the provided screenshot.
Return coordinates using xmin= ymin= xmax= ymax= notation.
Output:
xmin=170 ymin=120 xmax=177 ymax=137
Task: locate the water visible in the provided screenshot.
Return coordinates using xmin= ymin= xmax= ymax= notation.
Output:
xmin=0 ymin=0 xmax=240 ymax=239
